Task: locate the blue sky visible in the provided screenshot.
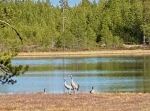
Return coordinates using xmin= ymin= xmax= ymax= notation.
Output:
xmin=50 ymin=0 xmax=99 ymax=6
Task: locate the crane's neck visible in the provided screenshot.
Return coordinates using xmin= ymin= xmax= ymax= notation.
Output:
xmin=44 ymin=88 xmax=46 ymax=92
xmin=71 ymin=78 xmax=74 ymax=82
xmin=64 ymin=81 xmax=67 ymax=85
xmin=64 ymin=80 xmax=67 ymax=84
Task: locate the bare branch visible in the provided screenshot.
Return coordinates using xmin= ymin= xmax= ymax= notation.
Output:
xmin=0 ymin=19 xmax=23 ymax=45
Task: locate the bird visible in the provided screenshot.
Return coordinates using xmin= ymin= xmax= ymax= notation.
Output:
xmin=63 ymin=78 xmax=73 ymax=93
xmin=44 ymin=88 xmax=46 ymax=93
xmin=37 ymin=88 xmax=46 ymax=94
xmin=90 ymin=86 xmax=95 ymax=94
xmin=8 ymin=79 xmax=17 ymax=85
xmin=70 ymin=75 xmax=79 ymax=92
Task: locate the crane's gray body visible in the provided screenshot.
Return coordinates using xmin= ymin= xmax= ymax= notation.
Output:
xmin=70 ymin=75 xmax=79 ymax=91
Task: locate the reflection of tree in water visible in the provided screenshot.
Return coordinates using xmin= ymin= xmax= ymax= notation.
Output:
xmin=143 ymin=54 xmax=150 ymax=93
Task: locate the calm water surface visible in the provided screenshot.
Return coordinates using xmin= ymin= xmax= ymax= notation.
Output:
xmin=1 ymin=56 xmax=150 ymax=94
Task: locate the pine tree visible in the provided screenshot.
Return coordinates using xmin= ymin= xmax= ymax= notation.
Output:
xmin=0 ymin=4 xmax=29 ymax=85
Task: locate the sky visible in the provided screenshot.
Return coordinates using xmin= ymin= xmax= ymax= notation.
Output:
xmin=50 ymin=0 xmax=99 ymax=6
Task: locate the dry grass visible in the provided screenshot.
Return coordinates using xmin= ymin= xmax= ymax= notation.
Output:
xmin=0 ymin=93 xmax=150 ymax=111
xmin=15 ymin=50 xmax=150 ymax=58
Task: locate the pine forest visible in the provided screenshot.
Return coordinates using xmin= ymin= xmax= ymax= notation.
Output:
xmin=0 ymin=0 xmax=150 ymax=52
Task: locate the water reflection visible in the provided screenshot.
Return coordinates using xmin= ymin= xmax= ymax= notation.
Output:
xmin=0 ymin=56 xmax=150 ymax=93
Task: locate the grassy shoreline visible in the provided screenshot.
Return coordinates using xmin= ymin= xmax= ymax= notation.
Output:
xmin=8 ymin=50 xmax=150 ymax=110
xmin=0 ymin=93 xmax=150 ymax=111
xmin=15 ymin=49 xmax=150 ymax=58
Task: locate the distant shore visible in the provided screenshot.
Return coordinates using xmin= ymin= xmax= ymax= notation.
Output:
xmin=15 ymin=49 xmax=150 ymax=58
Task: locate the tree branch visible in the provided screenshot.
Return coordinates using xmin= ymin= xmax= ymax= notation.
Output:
xmin=0 ymin=19 xmax=23 ymax=45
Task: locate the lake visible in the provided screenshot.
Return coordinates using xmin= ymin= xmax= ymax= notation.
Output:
xmin=0 ymin=56 xmax=150 ymax=94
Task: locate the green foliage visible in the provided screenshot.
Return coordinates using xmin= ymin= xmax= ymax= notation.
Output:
xmin=0 ymin=51 xmax=29 ymax=84
xmin=141 ymin=0 xmax=150 ymax=42
xmin=0 ymin=7 xmax=29 ymax=85
xmin=0 ymin=0 xmax=150 ymax=51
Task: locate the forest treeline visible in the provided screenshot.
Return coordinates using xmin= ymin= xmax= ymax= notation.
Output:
xmin=0 ymin=0 xmax=150 ymax=52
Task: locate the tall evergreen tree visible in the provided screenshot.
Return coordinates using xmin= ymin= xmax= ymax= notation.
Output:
xmin=0 ymin=0 xmax=150 ymax=50
xmin=142 ymin=0 xmax=150 ymax=44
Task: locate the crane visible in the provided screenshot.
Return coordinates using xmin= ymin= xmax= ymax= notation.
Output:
xmin=70 ymin=75 xmax=79 ymax=92
xmin=37 ymin=88 xmax=46 ymax=94
xmin=90 ymin=86 xmax=95 ymax=94
xmin=63 ymin=78 xmax=73 ymax=93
